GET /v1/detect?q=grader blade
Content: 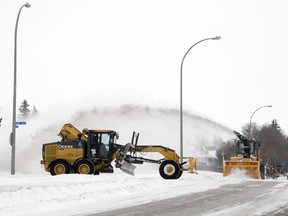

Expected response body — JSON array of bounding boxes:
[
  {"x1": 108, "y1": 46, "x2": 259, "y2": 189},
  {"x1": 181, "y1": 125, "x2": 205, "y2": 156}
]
[{"x1": 120, "y1": 161, "x2": 136, "y2": 176}]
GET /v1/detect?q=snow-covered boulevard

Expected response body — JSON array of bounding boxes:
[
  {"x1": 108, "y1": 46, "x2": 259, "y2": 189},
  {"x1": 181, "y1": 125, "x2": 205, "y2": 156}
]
[{"x1": 1, "y1": 169, "x2": 288, "y2": 216}]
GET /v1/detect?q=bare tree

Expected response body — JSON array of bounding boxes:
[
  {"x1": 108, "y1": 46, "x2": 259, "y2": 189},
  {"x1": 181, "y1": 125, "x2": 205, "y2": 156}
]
[
  {"x1": 241, "y1": 122, "x2": 259, "y2": 138},
  {"x1": 254, "y1": 122, "x2": 287, "y2": 169}
]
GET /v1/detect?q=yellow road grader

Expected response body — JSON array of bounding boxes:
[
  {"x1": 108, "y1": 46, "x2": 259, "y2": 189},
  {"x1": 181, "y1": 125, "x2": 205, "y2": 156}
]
[
  {"x1": 223, "y1": 131, "x2": 265, "y2": 179},
  {"x1": 41, "y1": 123, "x2": 197, "y2": 179}
]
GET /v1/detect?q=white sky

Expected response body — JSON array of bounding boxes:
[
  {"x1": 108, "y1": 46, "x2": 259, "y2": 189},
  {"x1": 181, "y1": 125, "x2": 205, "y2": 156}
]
[{"x1": 1, "y1": 0, "x2": 287, "y2": 133}]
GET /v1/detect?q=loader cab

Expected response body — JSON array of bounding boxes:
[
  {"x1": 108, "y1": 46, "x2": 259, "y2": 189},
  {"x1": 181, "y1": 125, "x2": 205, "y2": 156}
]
[
  {"x1": 87, "y1": 130, "x2": 119, "y2": 159},
  {"x1": 237, "y1": 139, "x2": 257, "y2": 158}
]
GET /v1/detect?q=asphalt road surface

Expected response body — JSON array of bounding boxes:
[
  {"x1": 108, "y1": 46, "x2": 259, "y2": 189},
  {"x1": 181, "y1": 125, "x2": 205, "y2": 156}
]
[{"x1": 85, "y1": 181, "x2": 287, "y2": 216}]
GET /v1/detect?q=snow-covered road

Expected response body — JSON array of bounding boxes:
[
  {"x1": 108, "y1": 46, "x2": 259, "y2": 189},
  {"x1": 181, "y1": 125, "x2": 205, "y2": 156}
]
[
  {"x1": 1, "y1": 168, "x2": 287, "y2": 216},
  {"x1": 90, "y1": 180, "x2": 288, "y2": 216}
]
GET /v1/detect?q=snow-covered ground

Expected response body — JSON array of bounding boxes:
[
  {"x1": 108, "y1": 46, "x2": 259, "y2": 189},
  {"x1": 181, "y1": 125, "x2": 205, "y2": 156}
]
[
  {"x1": 1, "y1": 168, "x2": 288, "y2": 216},
  {"x1": 1, "y1": 106, "x2": 286, "y2": 215}
]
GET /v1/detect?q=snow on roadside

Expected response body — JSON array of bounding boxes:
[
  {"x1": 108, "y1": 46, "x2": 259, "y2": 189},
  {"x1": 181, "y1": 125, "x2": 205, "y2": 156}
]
[{"x1": 0, "y1": 169, "x2": 246, "y2": 216}]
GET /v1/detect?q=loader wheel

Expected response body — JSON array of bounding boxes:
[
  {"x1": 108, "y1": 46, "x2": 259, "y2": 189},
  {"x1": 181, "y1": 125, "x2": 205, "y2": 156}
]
[
  {"x1": 159, "y1": 160, "x2": 180, "y2": 179},
  {"x1": 76, "y1": 160, "x2": 95, "y2": 175},
  {"x1": 50, "y1": 161, "x2": 70, "y2": 176}
]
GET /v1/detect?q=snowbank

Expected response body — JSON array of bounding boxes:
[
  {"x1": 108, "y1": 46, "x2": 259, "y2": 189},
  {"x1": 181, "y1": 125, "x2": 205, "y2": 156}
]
[{"x1": 0, "y1": 170, "x2": 246, "y2": 216}]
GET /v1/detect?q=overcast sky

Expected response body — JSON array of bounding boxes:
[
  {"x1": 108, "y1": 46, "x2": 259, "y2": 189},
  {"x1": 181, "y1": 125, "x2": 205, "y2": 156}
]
[{"x1": 1, "y1": 0, "x2": 287, "y2": 133}]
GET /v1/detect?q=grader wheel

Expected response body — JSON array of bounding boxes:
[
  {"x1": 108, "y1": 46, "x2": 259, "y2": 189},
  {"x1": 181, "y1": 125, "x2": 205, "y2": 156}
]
[
  {"x1": 159, "y1": 160, "x2": 180, "y2": 179},
  {"x1": 75, "y1": 160, "x2": 95, "y2": 175},
  {"x1": 50, "y1": 161, "x2": 70, "y2": 176},
  {"x1": 176, "y1": 165, "x2": 183, "y2": 179}
]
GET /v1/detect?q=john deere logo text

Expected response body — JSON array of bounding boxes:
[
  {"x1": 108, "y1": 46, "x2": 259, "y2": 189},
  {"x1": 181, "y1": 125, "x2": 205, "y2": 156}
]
[{"x1": 58, "y1": 145, "x2": 73, "y2": 149}]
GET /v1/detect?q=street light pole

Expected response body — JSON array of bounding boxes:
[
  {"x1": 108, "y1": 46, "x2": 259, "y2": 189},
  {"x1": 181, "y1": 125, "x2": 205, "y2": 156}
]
[
  {"x1": 11, "y1": 3, "x2": 30, "y2": 175},
  {"x1": 180, "y1": 36, "x2": 221, "y2": 162},
  {"x1": 249, "y1": 105, "x2": 272, "y2": 139}
]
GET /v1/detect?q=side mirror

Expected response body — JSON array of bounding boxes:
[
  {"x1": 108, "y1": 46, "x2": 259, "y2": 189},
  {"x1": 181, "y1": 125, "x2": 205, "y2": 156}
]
[{"x1": 77, "y1": 133, "x2": 83, "y2": 140}]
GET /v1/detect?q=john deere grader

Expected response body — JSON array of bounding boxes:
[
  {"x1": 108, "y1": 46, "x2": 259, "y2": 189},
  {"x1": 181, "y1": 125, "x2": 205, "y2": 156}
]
[{"x1": 41, "y1": 123, "x2": 197, "y2": 179}]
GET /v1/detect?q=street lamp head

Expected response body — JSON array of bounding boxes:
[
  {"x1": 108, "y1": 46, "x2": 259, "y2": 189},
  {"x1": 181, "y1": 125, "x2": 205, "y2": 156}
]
[
  {"x1": 267, "y1": 105, "x2": 272, "y2": 108},
  {"x1": 212, "y1": 36, "x2": 221, "y2": 40},
  {"x1": 24, "y1": 3, "x2": 31, "y2": 8}
]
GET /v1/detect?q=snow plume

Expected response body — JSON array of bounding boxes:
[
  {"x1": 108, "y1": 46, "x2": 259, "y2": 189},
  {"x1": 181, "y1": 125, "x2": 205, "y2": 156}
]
[
  {"x1": 0, "y1": 104, "x2": 234, "y2": 174},
  {"x1": 70, "y1": 104, "x2": 234, "y2": 154}
]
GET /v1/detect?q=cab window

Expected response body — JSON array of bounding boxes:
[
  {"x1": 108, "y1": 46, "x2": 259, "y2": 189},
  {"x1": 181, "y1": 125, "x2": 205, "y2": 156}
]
[{"x1": 99, "y1": 133, "x2": 110, "y2": 158}]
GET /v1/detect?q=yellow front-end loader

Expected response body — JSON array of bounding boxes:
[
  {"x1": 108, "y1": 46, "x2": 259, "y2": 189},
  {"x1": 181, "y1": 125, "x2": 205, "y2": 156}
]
[{"x1": 223, "y1": 131, "x2": 265, "y2": 179}]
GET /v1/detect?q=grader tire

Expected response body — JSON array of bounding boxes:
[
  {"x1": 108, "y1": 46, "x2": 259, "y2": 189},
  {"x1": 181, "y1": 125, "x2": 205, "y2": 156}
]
[
  {"x1": 76, "y1": 160, "x2": 95, "y2": 175},
  {"x1": 50, "y1": 161, "x2": 70, "y2": 176},
  {"x1": 176, "y1": 165, "x2": 183, "y2": 179},
  {"x1": 159, "y1": 160, "x2": 180, "y2": 179}
]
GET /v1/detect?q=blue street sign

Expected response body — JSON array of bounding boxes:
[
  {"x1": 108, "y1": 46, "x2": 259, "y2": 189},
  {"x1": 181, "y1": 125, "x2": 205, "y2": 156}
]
[{"x1": 16, "y1": 121, "x2": 26, "y2": 125}]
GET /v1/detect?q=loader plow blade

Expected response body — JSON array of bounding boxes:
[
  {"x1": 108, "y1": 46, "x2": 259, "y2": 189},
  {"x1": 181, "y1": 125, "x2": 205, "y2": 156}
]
[
  {"x1": 223, "y1": 160, "x2": 260, "y2": 179},
  {"x1": 120, "y1": 161, "x2": 136, "y2": 176}
]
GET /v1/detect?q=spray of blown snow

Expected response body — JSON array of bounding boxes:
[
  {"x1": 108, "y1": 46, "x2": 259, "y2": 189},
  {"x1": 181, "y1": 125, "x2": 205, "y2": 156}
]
[{"x1": 0, "y1": 104, "x2": 234, "y2": 174}]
